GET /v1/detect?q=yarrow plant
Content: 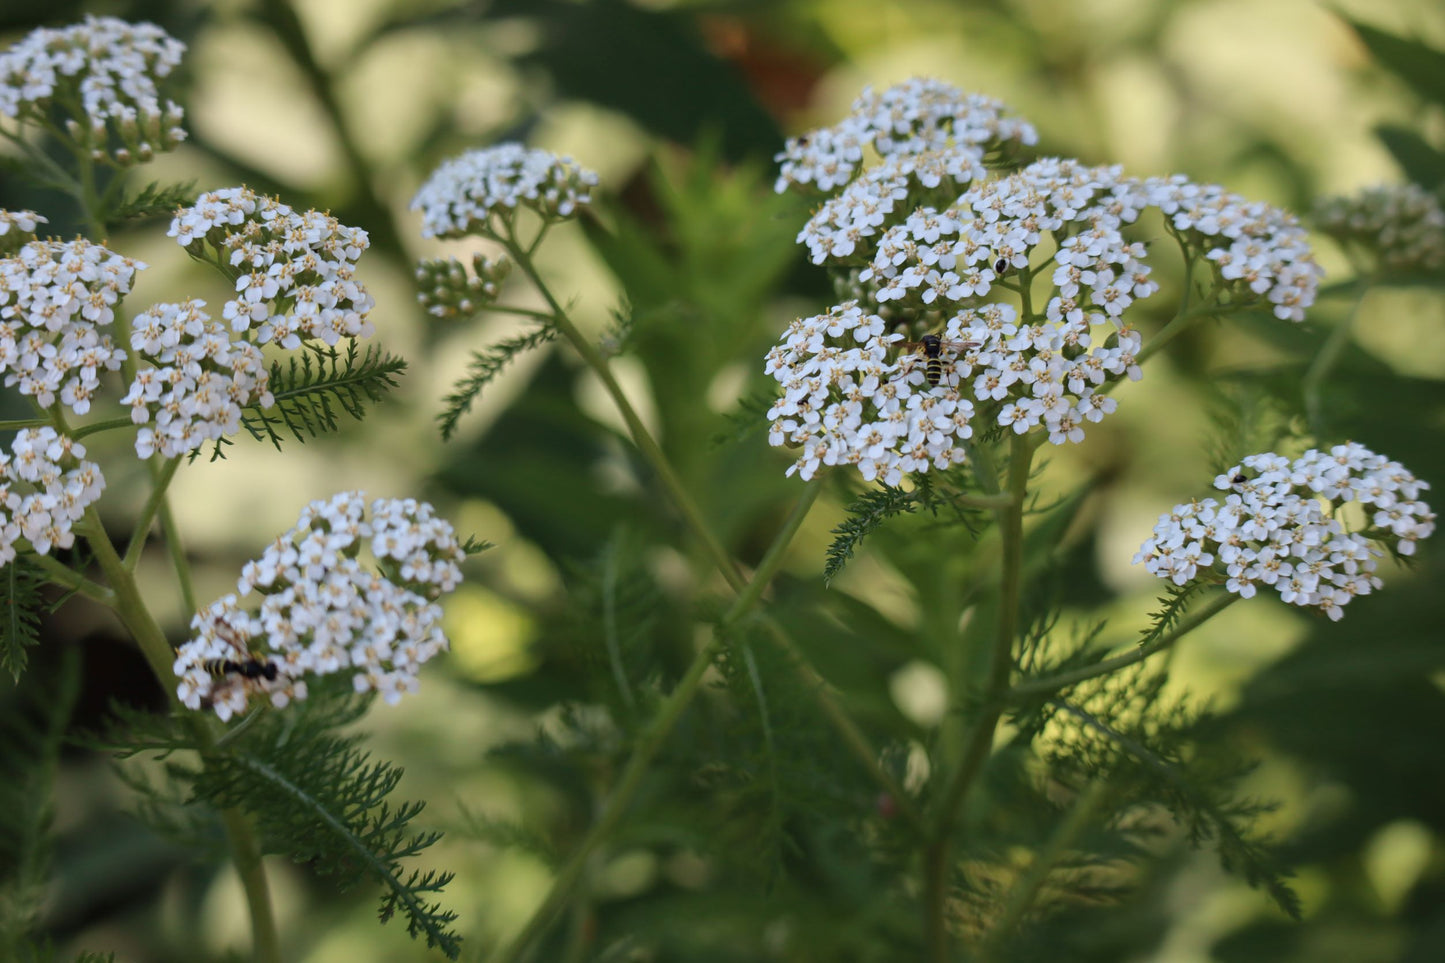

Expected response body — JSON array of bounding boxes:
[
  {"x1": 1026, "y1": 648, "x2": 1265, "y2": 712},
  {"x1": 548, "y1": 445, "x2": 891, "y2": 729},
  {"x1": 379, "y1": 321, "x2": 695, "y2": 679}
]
[
  {"x1": 0, "y1": 16, "x2": 475, "y2": 963},
  {"x1": 3, "y1": 9, "x2": 1439, "y2": 962}
]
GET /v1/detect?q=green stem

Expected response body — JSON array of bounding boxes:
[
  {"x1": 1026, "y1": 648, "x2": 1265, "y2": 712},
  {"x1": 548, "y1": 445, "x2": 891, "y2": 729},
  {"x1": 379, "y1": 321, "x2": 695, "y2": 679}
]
[
  {"x1": 71, "y1": 416, "x2": 136, "y2": 440},
  {"x1": 124, "y1": 456, "x2": 180, "y2": 568},
  {"x1": 81, "y1": 515, "x2": 282, "y2": 963},
  {"x1": 28, "y1": 552, "x2": 112, "y2": 604},
  {"x1": 923, "y1": 432, "x2": 1035, "y2": 963},
  {"x1": 491, "y1": 481, "x2": 822, "y2": 963},
  {"x1": 501, "y1": 228, "x2": 746, "y2": 593},
  {"x1": 1303, "y1": 281, "x2": 1369, "y2": 437},
  {"x1": 1007, "y1": 590, "x2": 1240, "y2": 700}
]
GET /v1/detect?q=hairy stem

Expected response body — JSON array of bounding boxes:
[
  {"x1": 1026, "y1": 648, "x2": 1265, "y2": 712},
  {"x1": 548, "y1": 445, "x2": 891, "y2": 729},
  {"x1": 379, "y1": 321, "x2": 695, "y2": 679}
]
[
  {"x1": 924, "y1": 432, "x2": 1035, "y2": 962},
  {"x1": 491, "y1": 481, "x2": 823, "y2": 963}
]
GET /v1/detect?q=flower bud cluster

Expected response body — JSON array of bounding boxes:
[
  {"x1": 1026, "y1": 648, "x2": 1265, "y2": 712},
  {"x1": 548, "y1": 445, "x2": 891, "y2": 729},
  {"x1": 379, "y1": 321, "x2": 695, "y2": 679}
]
[
  {"x1": 169, "y1": 187, "x2": 375, "y2": 350},
  {"x1": 121, "y1": 299, "x2": 274, "y2": 459},
  {"x1": 0, "y1": 428, "x2": 105, "y2": 564},
  {"x1": 1313, "y1": 183, "x2": 1445, "y2": 276},
  {"x1": 1144, "y1": 175, "x2": 1320, "y2": 321},
  {"x1": 0, "y1": 210, "x2": 46, "y2": 256},
  {"x1": 0, "y1": 16, "x2": 186, "y2": 166},
  {"x1": 775, "y1": 77, "x2": 1038, "y2": 194},
  {"x1": 174, "y1": 492, "x2": 466, "y2": 720},
  {"x1": 414, "y1": 254, "x2": 512, "y2": 319},
  {"x1": 1134, "y1": 443, "x2": 1434, "y2": 621},
  {"x1": 411, "y1": 144, "x2": 599, "y2": 239},
  {"x1": 0, "y1": 238, "x2": 142, "y2": 415}
]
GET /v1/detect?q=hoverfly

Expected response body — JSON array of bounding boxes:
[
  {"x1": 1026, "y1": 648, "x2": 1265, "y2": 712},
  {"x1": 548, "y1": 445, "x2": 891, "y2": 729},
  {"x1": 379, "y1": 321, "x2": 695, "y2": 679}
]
[
  {"x1": 200, "y1": 616, "x2": 279, "y2": 710},
  {"x1": 896, "y1": 333, "x2": 979, "y2": 387}
]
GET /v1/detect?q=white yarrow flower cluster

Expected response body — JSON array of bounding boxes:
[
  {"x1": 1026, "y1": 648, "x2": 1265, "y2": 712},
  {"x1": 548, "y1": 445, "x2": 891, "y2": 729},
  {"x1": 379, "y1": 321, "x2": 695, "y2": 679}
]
[
  {"x1": 1313, "y1": 183, "x2": 1445, "y2": 275},
  {"x1": 174, "y1": 492, "x2": 467, "y2": 720},
  {"x1": 0, "y1": 238, "x2": 142, "y2": 414},
  {"x1": 1143, "y1": 175, "x2": 1321, "y2": 321},
  {"x1": 121, "y1": 300, "x2": 274, "y2": 458},
  {"x1": 1134, "y1": 443, "x2": 1435, "y2": 621},
  {"x1": 168, "y1": 187, "x2": 375, "y2": 349},
  {"x1": 0, "y1": 16, "x2": 186, "y2": 165},
  {"x1": 0, "y1": 428, "x2": 105, "y2": 565},
  {"x1": 411, "y1": 144, "x2": 600, "y2": 239},
  {"x1": 798, "y1": 148, "x2": 988, "y2": 265},
  {"x1": 775, "y1": 77, "x2": 1038, "y2": 194}
]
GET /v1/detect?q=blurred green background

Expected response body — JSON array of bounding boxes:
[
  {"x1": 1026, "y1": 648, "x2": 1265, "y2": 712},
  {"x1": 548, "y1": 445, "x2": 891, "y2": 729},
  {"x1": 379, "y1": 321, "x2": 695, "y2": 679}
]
[{"x1": 2, "y1": 0, "x2": 1444, "y2": 960}]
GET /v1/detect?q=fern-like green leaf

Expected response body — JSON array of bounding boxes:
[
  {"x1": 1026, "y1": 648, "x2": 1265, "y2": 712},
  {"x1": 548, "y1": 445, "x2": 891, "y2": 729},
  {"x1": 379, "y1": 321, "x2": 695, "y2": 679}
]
[
  {"x1": 238, "y1": 342, "x2": 406, "y2": 452},
  {"x1": 438, "y1": 325, "x2": 556, "y2": 440},
  {"x1": 190, "y1": 699, "x2": 461, "y2": 958},
  {"x1": 97, "y1": 693, "x2": 461, "y2": 958},
  {"x1": 0, "y1": 556, "x2": 47, "y2": 682},
  {"x1": 104, "y1": 180, "x2": 198, "y2": 225},
  {"x1": 824, "y1": 484, "x2": 924, "y2": 585}
]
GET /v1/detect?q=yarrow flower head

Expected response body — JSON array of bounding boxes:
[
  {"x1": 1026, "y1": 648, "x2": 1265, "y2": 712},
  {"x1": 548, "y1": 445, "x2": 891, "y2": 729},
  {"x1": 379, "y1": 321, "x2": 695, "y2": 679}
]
[
  {"x1": 1142, "y1": 175, "x2": 1321, "y2": 321},
  {"x1": 411, "y1": 144, "x2": 599, "y2": 239},
  {"x1": 168, "y1": 187, "x2": 375, "y2": 350},
  {"x1": 173, "y1": 492, "x2": 467, "y2": 721},
  {"x1": 1313, "y1": 183, "x2": 1445, "y2": 276},
  {"x1": 121, "y1": 299, "x2": 274, "y2": 458},
  {"x1": 0, "y1": 210, "x2": 46, "y2": 256},
  {"x1": 774, "y1": 77, "x2": 1038, "y2": 195},
  {"x1": 0, "y1": 238, "x2": 142, "y2": 415},
  {"x1": 0, "y1": 16, "x2": 187, "y2": 167},
  {"x1": 414, "y1": 253, "x2": 512, "y2": 319},
  {"x1": 1133, "y1": 443, "x2": 1435, "y2": 621},
  {"x1": 0, "y1": 427, "x2": 105, "y2": 565}
]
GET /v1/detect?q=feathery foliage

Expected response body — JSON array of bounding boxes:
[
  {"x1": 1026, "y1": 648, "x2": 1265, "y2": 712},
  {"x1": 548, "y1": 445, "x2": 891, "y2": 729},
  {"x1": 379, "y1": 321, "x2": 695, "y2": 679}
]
[
  {"x1": 235, "y1": 342, "x2": 406, "y2": 452},
  {"x1": 100, "y1": 692, "x2": 462, "y2": 958},
  {"x1": 438, "y1": 325, "x2": 557, "y2": 440},
  {"x1": 0, "y1": 649, "x2": 81, "y2": 956},
  {"x1": 0, "y1": 556, "x2": 47, "y2": 682},
  {"x1": 824, "y1": 481, "x2": 935, "y2": 585},
  {"x1": 105, "y1": 180, "x2": 198, "y2": 225}
]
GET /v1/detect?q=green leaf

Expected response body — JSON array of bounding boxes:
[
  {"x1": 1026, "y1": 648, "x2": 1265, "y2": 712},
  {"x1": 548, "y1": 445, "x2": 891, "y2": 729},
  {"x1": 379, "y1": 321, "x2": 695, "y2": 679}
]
[
  {"x1": 237, "y1": 342, "x2": 406, "y2": 452},
  {"x1": 103, "y1": 180, "x2": 198, "y2": 226},
  {"x1": 107, "y1": 693, "x2": 463, "y2": 959},
  {"x1": 1372, "y1": 123, "x2": 1445, "y2": 189},
  {"x1": 0, "y1": 557, "x2": 47, "y2": 683},
  {"x1": 823, "y1": 485, "x2": 924, "y2": 586},
  {"x1": 1340, "y1": 16, "x2": 1445, "y2": 109},
  {"x1": 438, "y1": 325, "x2": 556, "y2": 441}
]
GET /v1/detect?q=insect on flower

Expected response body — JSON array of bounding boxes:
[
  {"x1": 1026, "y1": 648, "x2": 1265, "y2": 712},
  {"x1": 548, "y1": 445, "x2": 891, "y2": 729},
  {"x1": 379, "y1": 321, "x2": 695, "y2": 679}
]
[
  {"x1": 897, "y1": 333, "x2": 980, "y2": 387},
  {"x1": 199, "y1": 616, "x2": 279, "y2": 709}
]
